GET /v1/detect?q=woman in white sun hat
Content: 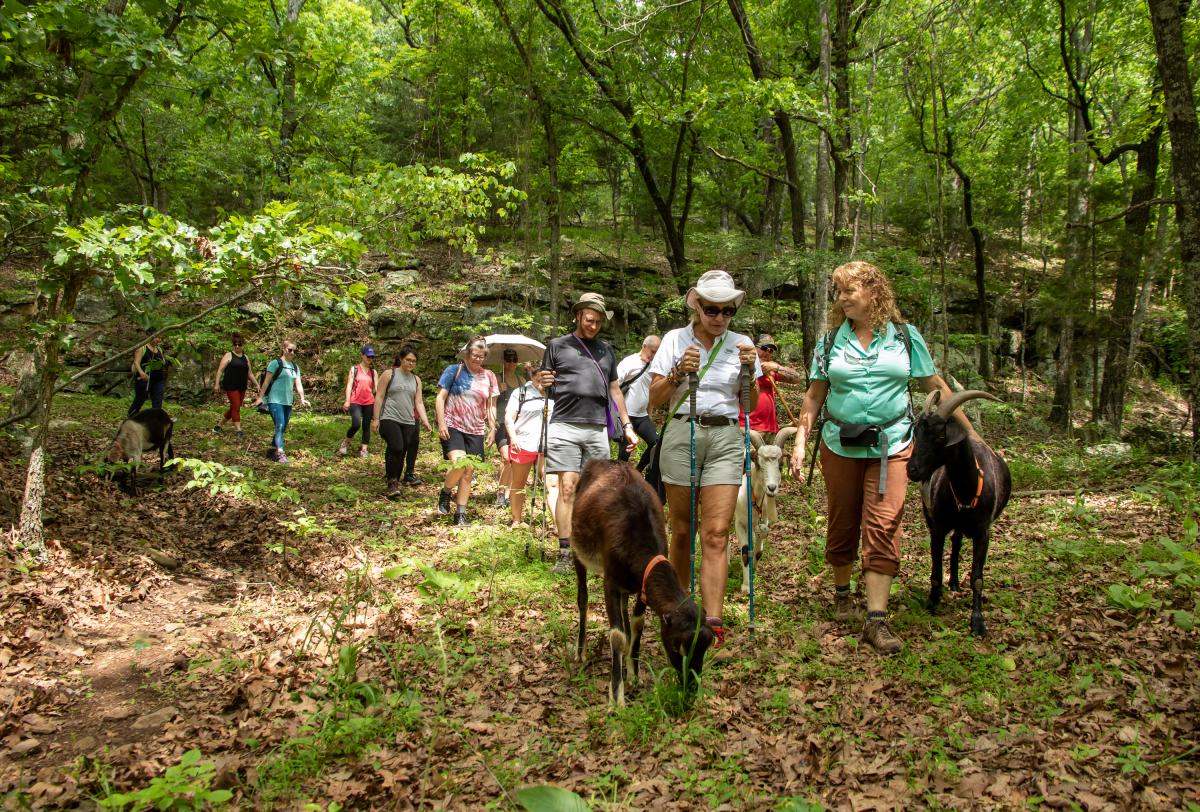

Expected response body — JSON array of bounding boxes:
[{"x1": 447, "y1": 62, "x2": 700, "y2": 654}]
[{"x1": 648, "y1": 269, "x2": 761, "y2": 662}]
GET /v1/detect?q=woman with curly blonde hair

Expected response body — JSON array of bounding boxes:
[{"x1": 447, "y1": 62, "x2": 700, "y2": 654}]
[{"x1": 790, "y1": 260, "x2": 976, "y2": 655}]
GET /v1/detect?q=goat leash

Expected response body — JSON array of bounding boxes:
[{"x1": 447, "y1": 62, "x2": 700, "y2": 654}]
[
  {"x1": 948, "y1": 451, "x2": 985, "y2": 510},
  {"x1": 640, "y1": 554, "x2": 670, "y2": 603}
]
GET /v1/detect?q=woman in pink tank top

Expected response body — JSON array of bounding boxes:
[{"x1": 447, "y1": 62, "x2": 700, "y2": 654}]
[{"x1": 340, "y1": 345, "x2": 378, "y2": 457}]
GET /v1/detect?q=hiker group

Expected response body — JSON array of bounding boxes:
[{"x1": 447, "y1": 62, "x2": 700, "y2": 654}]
[{"x1": 128, "y1": 260, "x2": 980, "y2": 656}]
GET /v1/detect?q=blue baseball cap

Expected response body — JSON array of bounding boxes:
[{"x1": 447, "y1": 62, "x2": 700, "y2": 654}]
[{"x1": 361, "y1": 345, "x2": 376, "y2": 357}]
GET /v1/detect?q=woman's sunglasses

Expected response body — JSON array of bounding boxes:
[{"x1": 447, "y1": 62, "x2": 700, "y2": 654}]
[{"x1": 701, "y1": 305, "x2": 738, "y2": 318}]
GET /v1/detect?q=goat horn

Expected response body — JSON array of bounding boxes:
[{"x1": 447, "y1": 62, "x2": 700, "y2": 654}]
[
  {"x1": 936, "y1": 389, "x2": 1001, "y2": 420},
  {"x1": 749, "y1": 429, "x2": 764, "y2": 450},
  {"x1": 775, "y1": 426, "x2": 798, "y2": 450},
  {"x1": 921, "y1": 390, "x2": 943, "y2": 416}
]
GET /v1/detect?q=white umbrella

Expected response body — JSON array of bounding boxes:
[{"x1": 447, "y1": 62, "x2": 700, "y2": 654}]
[{"x1": 460, "y1": 334, "x2": 547, "y2": 365}]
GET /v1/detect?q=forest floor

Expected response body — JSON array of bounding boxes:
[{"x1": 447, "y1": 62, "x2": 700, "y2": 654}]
[{"x1": 0, "y1": 383, "x2": 1197, "y2": 811}]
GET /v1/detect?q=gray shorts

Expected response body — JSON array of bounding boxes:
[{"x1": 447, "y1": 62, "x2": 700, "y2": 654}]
[
  {"x1": 545, "y1": 421, "x2": 611, "y2": 474},
  {"x1": 659, "y1": 419, "x2": 747, "y2": 487}
]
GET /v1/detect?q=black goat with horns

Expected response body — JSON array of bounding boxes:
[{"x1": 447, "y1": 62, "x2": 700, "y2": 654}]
[{"x1": 906, "y1": 390, "x2": 1012, "y2": 637}]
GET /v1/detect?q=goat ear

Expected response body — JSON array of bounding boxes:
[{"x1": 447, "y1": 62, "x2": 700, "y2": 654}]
[{"x1": 946, "y1": 419, "x2": 968, "y2": 447}]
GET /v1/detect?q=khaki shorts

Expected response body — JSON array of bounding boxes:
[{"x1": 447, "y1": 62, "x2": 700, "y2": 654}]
[
  {"x1": 659, "y1": 419, "x2": 747, "y2": 487},
  {"x1": 545, "y1": 421, "x2": 610, "y2": 474}
]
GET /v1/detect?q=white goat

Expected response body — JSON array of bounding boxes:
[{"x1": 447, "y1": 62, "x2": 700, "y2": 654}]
[{"x1": 733, "y1": 427, "x2": 797, "y2": 594}]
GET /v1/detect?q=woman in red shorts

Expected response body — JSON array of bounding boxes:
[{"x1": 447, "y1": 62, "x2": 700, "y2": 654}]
[
  {"x1": 213, "y1": 332, "x2": 259, "y2": 438},
  {"x1": 503, "y1": 369, "x2": 554, "y2": 529}
]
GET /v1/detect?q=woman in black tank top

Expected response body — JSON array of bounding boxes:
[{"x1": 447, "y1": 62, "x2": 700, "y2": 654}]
[
  {"x1": 128, "y1": 332, "x2": 170, "y2": 417},
  {"x1": 212, "y1": 332, "x2": 260, "y2": 436}
]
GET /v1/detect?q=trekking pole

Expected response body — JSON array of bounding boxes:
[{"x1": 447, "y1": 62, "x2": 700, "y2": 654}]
[
  {"x1": 538, "y1": 381, "x2": 553, "y2": 562},
  {"x1": 741, "y1": 362, "x2": 756, "y2": 639},
  {"x1": 688, "y1": 369, "x2": 699, "y2": 596},
  {"x1": 806, "y1": 415, "x2": 824, "y2": 485}
]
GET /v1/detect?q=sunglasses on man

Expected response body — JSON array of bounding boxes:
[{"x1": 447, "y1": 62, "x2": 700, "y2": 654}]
[
  {"x1": 700, "y1": 304, "x2": 738, "y2": 318},
  {"x1": 759, "y1": 344, "x2": 778, "y2": 353}
]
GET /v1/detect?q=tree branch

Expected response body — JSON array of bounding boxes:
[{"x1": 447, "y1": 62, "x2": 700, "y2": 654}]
[{"x1": 1, "y1": 284, "x2": 261, "y2": 431}]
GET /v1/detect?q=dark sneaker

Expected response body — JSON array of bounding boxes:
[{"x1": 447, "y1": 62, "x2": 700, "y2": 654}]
[
  {"x1": 551, "y1": 548, "x2": 574, "y2": 574},
  {"x1": 862, "y1": 618, "x2": 903, "y2": 656},
  {"x1": 236, "y1": 430, "x2": 244, "y2": 439},
  {"x1": 386, "y1": 479, "x2": 401, "y2": 500},
  {"x1": 402, "y1": 475, "x2": 419, "y2": 486},
  {"x1": 437, "y1": 489, "x2": 452, "y2": 515},
  {"x1": 834, "y1": 593, "x2": 862, "y2": 623},
  {"x1": 454, "y1": 511, "x2": 469, "y2": 527},
  {"x1": 212, "y1": 425, "x2": 223, "y2": 434}
]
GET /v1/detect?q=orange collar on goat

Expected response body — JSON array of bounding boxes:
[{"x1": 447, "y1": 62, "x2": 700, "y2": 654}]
[
  {"x1": 949, "y1": 451, "x2": 985, "y2": 510},
  {"x1": 641, "y1": 555, "x2": 671, "y2": 604}
]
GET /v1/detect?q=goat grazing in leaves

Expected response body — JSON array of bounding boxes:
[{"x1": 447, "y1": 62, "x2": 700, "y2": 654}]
[
  {"x1": 571, "y1": 459, "x2": 713, "y2": 706},
  {"x1": 906, "y1": 390, "x2": 1011, "y2": 637},
  {"x1": 733, "y1": 427, "x2": 797, "y2": 594},
  {"x1": 106, "y1": 408, "x2": 175, "y2": 495}
]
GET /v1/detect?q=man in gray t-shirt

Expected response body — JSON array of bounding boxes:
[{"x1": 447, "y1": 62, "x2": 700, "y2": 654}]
[{"x1": 536, "y1": 292, "x2": 640, "y2": 574}]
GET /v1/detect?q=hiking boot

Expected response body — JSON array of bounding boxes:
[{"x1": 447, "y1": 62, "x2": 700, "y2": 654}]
[
  {"x1": 212, "y1": 425, "x2": 223, "y2": 434},
  {"x1": 236, "y1": 430, "x2": 244, "y2": 439},
  {"x1": 862, "y1": 617, "x2": 903, "y2": 656},
  {"x1": 834, "y1": 592, "x2": 862, "y2": 624},
  {"x1": 551, "y1": 548, "x2": 574, "y2": 574},
  {"x1": 437, "y1": 489, "x2": 453, "y2": 515},
  {"x1": 386, "y1": 479, "x2": 401, "y2": 500},
  {"x1": 708, "y1": 622, "x2": 734, "y2": 664},
  {"x1": 338, "y1": 438, "x2": 350, "y2": 456},
  {"x1": 402, "y1": 475, "x2": 419, "y2": 486},
  {"x1": 454, "y1": 511, "x2": 469, "y2": 527},
  {"x1": 495, "y1": 492, "x2": 510, "y2": 509},
  {"x1": 359, "y1": 446, "x2": 369, "y2": 458}
]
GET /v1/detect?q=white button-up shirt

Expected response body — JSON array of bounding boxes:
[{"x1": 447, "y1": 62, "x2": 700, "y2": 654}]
[{"x1": 649, "y1": 323, "x2": 762, "y2": 419}]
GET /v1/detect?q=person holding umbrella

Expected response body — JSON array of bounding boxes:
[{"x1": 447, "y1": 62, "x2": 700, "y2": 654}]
[
  {"x1": 494, "y1": 348, "x2": 525, "y2": 509},
  {"x1": 534, "y1": 293, "x2": 640, "y2": 574}
]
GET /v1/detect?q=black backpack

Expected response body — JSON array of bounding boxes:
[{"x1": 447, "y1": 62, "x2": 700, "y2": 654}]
[{"x1": 256, "y1": 358, "x2": 290, "y2": 414}]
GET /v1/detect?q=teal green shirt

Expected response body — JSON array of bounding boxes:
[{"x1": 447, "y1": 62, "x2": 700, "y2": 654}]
[
  {"x1": 810, "y1": 321, "x2": 936, "y2": 458},
  {"x1": 264, "y1": 359, "x2": 299, "y2": 407}
]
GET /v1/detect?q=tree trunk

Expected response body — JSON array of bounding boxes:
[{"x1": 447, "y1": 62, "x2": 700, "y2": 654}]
[
  {"x1": 1050, "y1": 18, "x2": 1094, "y2": 429},
  {"x1": 1147, "y1": 0, "x2": 1200, "y2": 456},
  {"x1": 830, "y1": 0, "x2": 852, "y2": 250},
  {"x1": 15, "y1": 1, "x2": 186, "y2": 553},
  {"x1": 489, "y1": 0, "x2": 562, "y2": 329},
  {"x1": 1096, "y1": 124, "x2": 1162, "y2": 431},
  {"x1": 276, "y1": 0, "x2": 306, "y2": 184},
  {"x1": 814, "y1": 0, "x2": 833, "y2": 253}
]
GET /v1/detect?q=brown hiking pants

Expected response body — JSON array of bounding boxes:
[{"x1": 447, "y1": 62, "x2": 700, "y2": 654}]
[{"x1": 819, "y1": 442, "x2": 913, "y2": 577}]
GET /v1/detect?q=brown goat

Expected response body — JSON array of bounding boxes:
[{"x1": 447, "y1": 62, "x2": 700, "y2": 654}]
[
  {"x1": 106, "y1": 408, "x2": 175, "y2": 495},
  {"x1": 571, "y1": 459, "x2": 713, "y2": 705}
]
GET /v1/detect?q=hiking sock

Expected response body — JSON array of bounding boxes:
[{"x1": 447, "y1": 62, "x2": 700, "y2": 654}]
[
  {"x1": 867, "y1": 610, "x2": 885, "y2": 622},
  {"x1": 835, "y1": 584, "x2": 851, "y2": 598},
  {"x1": 559, "y1": 537, "x2": 570, "y2": 551}
]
